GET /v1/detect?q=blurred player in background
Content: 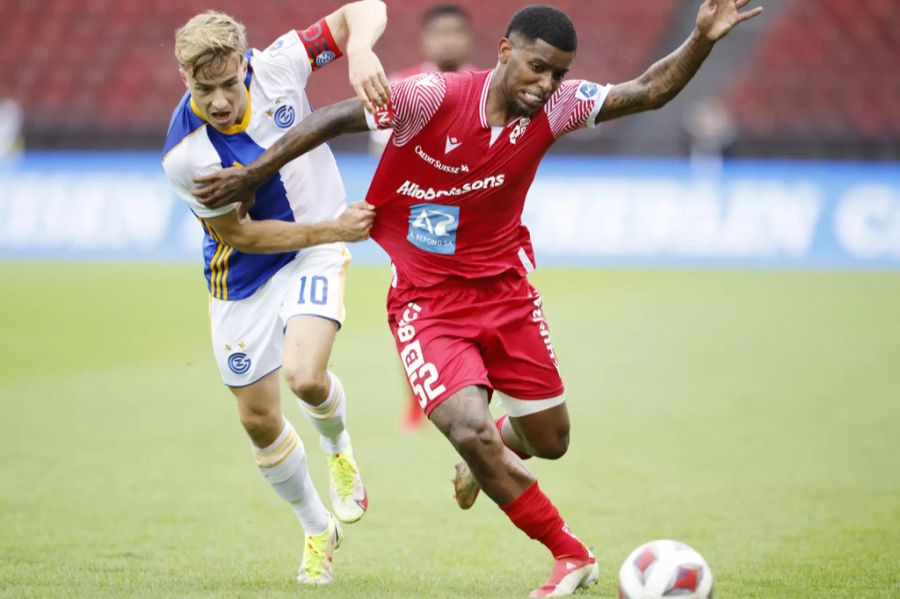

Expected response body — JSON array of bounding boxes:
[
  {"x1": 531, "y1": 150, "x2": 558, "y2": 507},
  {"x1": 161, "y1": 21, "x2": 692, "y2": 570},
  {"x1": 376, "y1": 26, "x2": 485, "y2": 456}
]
[
  {"x1": 369, "y1": 4, "x2": 474, "y2": 156},
  {"x1": 369, "y1": 3, "x2": 476, "y2": 432},
  {"x1": 161, "y1": 1, "x2": 389, "y2": 585},
  {"x1": 190, "y1": 1, "x2": 762, "y2": 595}
]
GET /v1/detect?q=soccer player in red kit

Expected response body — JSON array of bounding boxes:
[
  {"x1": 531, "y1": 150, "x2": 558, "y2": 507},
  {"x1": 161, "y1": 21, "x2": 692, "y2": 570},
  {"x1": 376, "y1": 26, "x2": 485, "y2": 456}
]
[
  {"x1": 192, "y1": 2, "x2": 763, "y2": 595},
  {"x1": 368, "y1": 3, "x2": 478, "y2": 431}
]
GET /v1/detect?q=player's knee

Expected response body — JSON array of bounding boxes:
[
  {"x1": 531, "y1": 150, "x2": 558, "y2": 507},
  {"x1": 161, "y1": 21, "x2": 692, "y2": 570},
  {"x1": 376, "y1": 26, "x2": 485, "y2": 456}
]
[
  {"x1": 283, "y1": 367, "x2": 328, "y2": 404},
  {"x1": 533, "y1": 432, "x2": 569, "y2": 460},
  {"x1": 450, "y1": 420, "x2": 502, "y2": 464}
]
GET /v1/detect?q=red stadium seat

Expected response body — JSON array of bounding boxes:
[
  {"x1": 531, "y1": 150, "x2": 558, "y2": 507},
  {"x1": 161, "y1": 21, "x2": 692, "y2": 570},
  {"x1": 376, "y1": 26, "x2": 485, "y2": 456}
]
[
  {"x1": 1, "y1": 0, "x2": 681, "y2": 142},
  {"x1": 724, "y1": 0, "x2": 900, "y2": 141}
]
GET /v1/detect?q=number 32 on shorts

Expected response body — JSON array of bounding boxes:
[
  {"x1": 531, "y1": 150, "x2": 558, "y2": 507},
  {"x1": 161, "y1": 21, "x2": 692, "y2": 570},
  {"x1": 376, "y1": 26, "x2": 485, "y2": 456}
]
[{"x1": 397, "y1": 302, "x2": 446, "y2": 408}]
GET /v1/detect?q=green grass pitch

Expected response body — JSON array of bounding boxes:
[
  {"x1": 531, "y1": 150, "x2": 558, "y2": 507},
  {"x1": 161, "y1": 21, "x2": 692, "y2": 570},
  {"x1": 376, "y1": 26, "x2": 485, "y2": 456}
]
[{"x1": 1, "y1": 262, "x2": 898, "y2": 598}]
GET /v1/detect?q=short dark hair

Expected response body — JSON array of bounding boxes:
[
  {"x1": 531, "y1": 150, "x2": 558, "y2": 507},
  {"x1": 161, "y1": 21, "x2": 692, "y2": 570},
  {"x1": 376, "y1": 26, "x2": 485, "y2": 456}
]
[
  {"x1": 423, "y1": 4, "x2": 470, "y2": 27},
  {"x1": 504, "y1": 4, "x2": 577, "y2": 52}
]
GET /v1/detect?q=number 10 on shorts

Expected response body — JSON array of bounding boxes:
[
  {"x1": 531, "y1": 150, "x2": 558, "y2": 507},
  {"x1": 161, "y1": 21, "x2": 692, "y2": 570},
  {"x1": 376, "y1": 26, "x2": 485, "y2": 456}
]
[{"x1": 298, "y1": 275, "x2": 328, "y2": 305}]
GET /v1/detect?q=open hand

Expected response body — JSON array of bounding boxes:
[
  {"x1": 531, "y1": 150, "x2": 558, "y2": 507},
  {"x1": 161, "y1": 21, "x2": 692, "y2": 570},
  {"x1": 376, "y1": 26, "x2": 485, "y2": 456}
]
[
  {"x1": 348, "y1": 48, "x2": 391, "y2": 113},
  {"x1": 696, "y1": 0, "x2": 763, "y2": 43},
  {"x1": 336, "y1": 200, "x2": 376, "y2": 241}
]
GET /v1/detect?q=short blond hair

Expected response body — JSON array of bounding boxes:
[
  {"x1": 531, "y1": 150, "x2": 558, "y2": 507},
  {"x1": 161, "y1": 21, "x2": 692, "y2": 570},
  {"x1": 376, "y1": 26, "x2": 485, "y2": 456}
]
[{"x1": 175, "y1": 11, "x2": 247, "y2": 79}]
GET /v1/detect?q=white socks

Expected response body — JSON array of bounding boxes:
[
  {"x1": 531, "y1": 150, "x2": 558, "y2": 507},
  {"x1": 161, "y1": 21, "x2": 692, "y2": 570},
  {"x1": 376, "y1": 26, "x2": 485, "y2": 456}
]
[
  {"x1": 253, "y1": 420, "x2": 330, "y2": 535},
  {"x1": 298, "y1": 371, "x2": 350, "y2": 455},
  {"x1": 249, "y1": 373, "x2": 352, "y2": 536}
]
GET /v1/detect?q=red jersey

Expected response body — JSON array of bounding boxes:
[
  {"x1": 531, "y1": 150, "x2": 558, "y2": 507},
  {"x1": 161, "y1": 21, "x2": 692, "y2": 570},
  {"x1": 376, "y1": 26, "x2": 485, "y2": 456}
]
[{"x1": 365, "y1": 70, "x2": 610, "y2": 291}]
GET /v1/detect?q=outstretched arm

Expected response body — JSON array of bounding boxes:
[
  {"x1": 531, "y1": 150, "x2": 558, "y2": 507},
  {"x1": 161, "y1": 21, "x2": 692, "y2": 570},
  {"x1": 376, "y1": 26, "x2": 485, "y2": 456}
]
[
  {"x1": 192, "y1": 98, "x2": 370, "y2": 209},
  {"x1": 324, "y1": 0, "x2": 391, "y2": 111},
  {"x1": 596, "y1": 0, "x2": 762, "y2": 123}
]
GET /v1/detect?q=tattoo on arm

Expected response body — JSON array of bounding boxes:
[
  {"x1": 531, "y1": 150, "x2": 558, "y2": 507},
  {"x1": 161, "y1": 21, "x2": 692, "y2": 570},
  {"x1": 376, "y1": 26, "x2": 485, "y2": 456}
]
[
  {"x1": 254, "y1": 99, "x2": 370, "y2": 177},
  {"x1": 597, "y1": 31, "x2": 713, "y2": 123},
  {"x1": 597, "y1": 80, "x2": 651, "y2": 122}
]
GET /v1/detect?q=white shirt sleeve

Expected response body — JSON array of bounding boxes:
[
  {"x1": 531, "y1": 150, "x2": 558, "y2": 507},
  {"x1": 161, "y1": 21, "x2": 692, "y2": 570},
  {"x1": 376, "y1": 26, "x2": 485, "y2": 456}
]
[
  {"x1": 162, "y1": 152, "x2": 234, "y2": 219},
  {"x1": 260, "y1": 19, "x2": 343, "y2": 90},
  {"x1": 260, "y1": 31, "x2": 314, "y2": 90}
]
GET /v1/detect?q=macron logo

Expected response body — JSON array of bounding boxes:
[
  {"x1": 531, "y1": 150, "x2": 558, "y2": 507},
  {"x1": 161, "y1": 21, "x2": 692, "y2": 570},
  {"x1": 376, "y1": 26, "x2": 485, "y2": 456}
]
[{"x1": 445, "y1": 135, "x2": 462, "y2": 154}]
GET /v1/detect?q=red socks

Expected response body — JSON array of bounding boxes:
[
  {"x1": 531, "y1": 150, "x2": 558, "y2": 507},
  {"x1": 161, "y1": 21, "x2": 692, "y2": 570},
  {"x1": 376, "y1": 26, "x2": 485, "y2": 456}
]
[
  {"x1": 500, "y1": 482, "x2": 589, "y2": 560},
  {"x1": 495, "y1": 415, "x2": 531, "y2": 460}
]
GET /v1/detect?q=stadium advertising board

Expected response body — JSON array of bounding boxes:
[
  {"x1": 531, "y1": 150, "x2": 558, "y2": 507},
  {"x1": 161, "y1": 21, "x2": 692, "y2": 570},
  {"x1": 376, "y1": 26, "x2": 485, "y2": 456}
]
[{"x1": 0, "y1": 153, "x2": 897, "y2": 269}]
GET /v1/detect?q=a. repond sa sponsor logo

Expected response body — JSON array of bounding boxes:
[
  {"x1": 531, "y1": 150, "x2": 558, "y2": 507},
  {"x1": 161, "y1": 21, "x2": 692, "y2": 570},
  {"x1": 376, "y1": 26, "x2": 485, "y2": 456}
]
[
  {"x1": 407, "y1": 203, "x2": 459, "y2": 255},
  {"x1": 415, "y1": 145, "x2": 469, "y2": 174},
  {"x1": 397, "y1": 174, "x2": 506, "y2": 200}
]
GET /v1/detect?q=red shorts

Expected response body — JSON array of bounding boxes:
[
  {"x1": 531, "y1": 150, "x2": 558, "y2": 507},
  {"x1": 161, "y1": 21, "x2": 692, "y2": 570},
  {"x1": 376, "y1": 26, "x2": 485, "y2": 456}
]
[{"x1": 387, "y1": 274, "x2": 565, "y2": 416}]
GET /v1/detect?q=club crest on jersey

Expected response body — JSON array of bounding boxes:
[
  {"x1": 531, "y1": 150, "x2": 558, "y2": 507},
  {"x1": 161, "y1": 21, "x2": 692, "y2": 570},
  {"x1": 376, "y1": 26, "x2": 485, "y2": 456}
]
[
  {"x1": 315, "y1": 51, "x2": 336, "y2": 67},
  {"x1": 274, "y1": 105, "x2": 296, "y2": 128},
  {"x1": 509, "y1": 117, "x2": 531, "y2": 145},
  {"x1": 228, "y1": 352, "x2": 251, "y2": 375},
  {"x1": 407, "y1": 203, "x2": 459, "y2": 255},
  {"x1": 576, "y1": 82, "x2": 600, "y2": 101}
]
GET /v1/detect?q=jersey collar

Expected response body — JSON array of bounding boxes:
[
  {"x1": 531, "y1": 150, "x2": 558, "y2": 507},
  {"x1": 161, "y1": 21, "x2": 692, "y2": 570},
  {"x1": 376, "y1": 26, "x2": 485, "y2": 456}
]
[{"x1": 479, "y1": 70, "x2": 495, "y2": 129}]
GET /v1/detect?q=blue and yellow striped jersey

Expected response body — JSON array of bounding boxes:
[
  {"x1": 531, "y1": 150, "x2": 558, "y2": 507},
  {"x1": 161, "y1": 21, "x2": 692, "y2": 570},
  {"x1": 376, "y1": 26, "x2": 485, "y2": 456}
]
[{"x1": 162, "y1": 28, "x2": 347, "y2": 300}]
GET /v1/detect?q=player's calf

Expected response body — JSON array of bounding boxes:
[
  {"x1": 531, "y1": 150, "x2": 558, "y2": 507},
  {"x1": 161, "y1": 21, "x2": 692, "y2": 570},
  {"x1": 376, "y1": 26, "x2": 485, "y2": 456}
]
[
  {"x1": 444, "y1": 416, "x2": 517, "y2": 501},
  {"x1": 431, "y1": 386, "x2": 534, "y2": 505},
  {"x1": 236, "y1": 397, "x2": 284, "y2": 447}
]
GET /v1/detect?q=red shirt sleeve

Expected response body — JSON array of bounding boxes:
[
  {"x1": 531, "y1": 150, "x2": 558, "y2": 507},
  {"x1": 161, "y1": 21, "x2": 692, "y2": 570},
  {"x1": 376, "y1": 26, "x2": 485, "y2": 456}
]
[
  {"x1": 366, "y1": 73, "x2": 447, "y2": 147},
  {"x1": 297, "y1": 18, "x2": 343, "y2": 72},
  {"x1": 546, "y1": 80, "x2": 611, "y2": 138}
]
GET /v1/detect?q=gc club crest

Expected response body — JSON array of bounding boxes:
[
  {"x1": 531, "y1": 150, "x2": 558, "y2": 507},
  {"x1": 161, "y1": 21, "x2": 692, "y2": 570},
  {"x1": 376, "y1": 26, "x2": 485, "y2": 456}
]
[
  {"x1": 228, "y1": 352, "x2": 251, "y2": 375},
  {"x1": 274, "y1": 104, "x2": 296, "y2": 128},
  {"x1": 315, "y1": 51, "x2": 336, "y2": 67}
]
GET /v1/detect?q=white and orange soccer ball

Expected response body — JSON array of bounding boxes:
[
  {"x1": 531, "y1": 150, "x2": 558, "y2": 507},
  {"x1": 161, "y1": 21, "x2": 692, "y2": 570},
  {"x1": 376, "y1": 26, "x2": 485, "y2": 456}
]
[{"x1": 617, "y1": 540, "x2": 713, "y2": 599}]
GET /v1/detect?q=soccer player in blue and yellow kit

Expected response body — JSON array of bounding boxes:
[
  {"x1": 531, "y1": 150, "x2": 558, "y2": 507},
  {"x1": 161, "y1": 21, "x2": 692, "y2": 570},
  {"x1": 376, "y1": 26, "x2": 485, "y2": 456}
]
[{"x1": 162, "y1": 1, "x2": 389, "y2": 584}]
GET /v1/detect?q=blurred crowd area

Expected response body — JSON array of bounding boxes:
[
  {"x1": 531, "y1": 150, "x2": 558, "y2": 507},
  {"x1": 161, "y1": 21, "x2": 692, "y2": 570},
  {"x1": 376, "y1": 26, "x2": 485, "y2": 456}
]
[{"x1": 0, "y1": 0, "x2": 898, "y2": 159}]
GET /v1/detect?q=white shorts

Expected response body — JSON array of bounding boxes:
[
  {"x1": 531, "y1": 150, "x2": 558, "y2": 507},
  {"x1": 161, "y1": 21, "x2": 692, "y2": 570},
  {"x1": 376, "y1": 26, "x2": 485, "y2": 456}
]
[{"x1": 209, "y1": 244, "x2": 351, "y2": 387}]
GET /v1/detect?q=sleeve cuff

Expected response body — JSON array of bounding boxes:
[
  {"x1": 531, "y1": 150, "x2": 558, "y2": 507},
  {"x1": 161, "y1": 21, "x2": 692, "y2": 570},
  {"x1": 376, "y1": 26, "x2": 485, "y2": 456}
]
[
  {"x1": 364, "y1": 108, "x2": 378, "y2": 131},
  {"x1": 191, "y1": 202, "x2": 236, "y2": 219},
  {"x1": 587, "y1": 84, "x2": 613, "y2": 129}
]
